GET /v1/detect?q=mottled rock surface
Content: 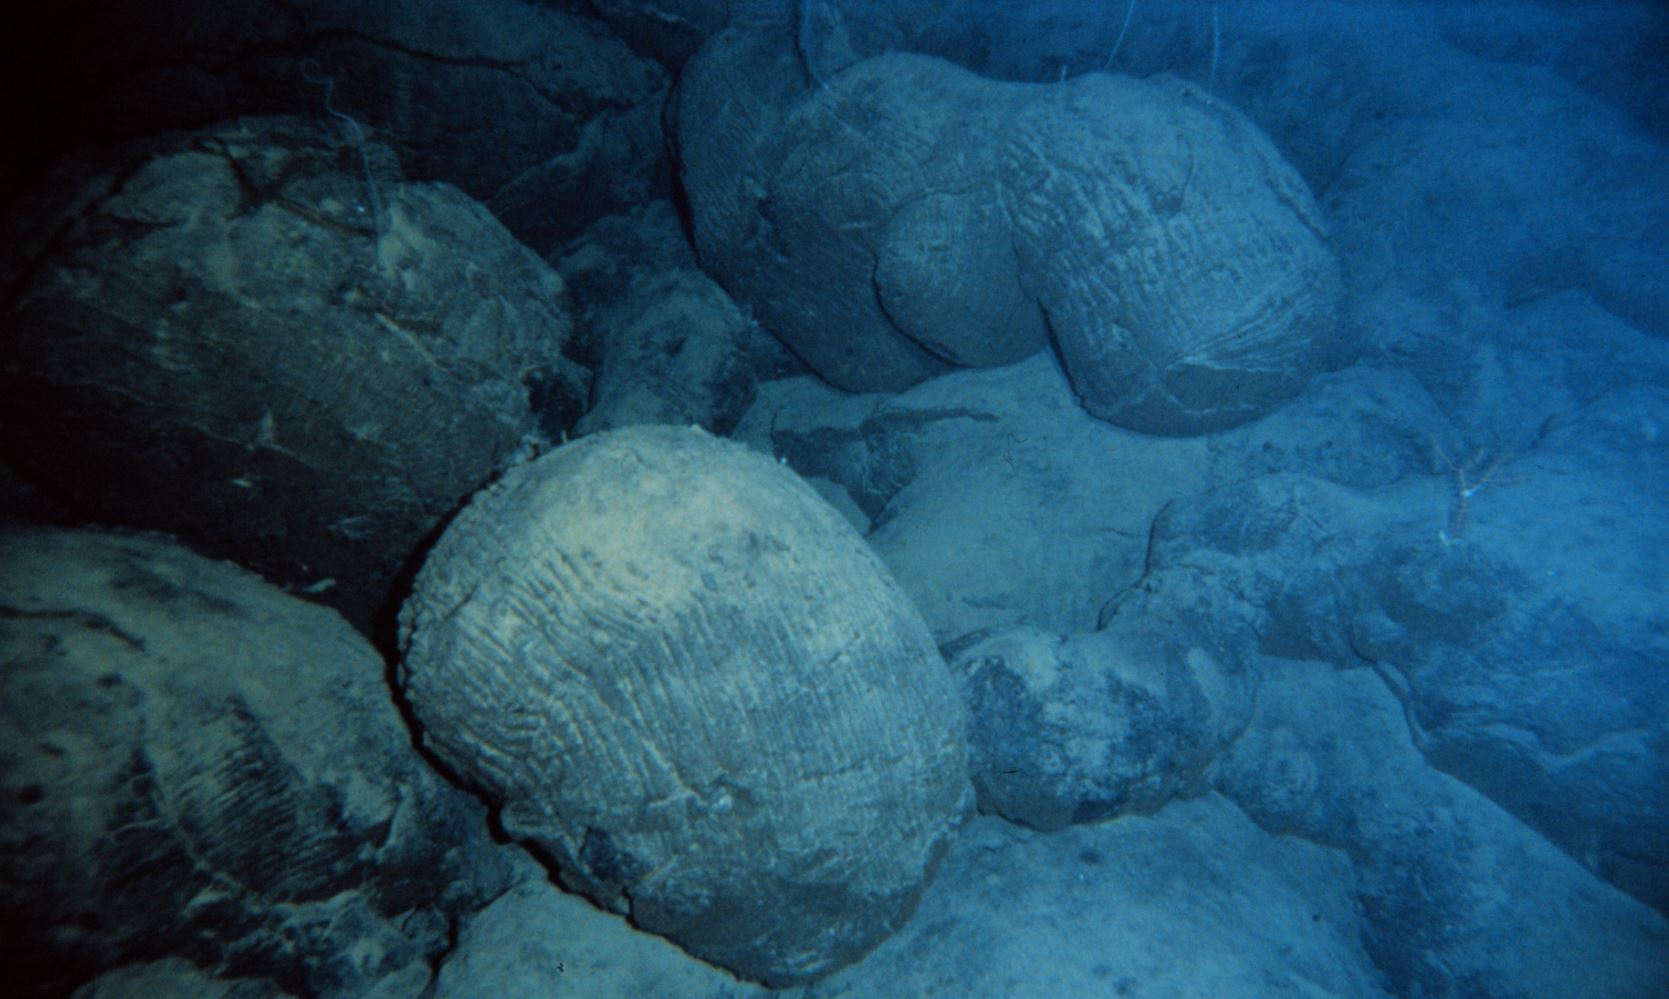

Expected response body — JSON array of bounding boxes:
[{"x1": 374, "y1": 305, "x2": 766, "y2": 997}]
[
  {"x1": 0, "y1": 528, "x2": 510, "y2": 998},
  {"x1": 948, "y1": 620, "x2": 1254, "y2": 831},
  {"x1": 553, "y1": 200, "x2": 792, "y2": 436}
]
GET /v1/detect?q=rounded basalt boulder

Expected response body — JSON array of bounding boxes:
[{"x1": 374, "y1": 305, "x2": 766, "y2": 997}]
[
  {"x1": 398, "y1": 424, "x2": 971, "y2": 986},
  {"x1": 0, "y1": 115, "x2": 589, "y2": 631},
  {"x1": 947, "y1": 623, "x2": 1255, "y2": 832}
]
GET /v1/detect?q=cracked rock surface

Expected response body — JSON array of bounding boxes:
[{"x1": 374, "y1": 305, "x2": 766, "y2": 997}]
[{"x1": 0, "y1": 116, "x2": 588, "y2": 630}]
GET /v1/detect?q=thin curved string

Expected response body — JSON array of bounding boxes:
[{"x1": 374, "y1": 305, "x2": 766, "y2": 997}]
[
  {"x1": 300, "y1": 59, "x2": 384, "y2": 263},
  {"x1": 1102, "y1": 0, "x2": 1138, "y2": 72}
]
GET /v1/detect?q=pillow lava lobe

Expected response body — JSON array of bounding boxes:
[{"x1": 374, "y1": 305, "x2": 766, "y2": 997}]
[{"x1": 398, "y1": 424, "x2": 970, "y2": 986}]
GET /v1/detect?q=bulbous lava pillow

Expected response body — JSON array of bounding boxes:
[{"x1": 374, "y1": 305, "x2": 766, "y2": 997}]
[
  {"x1": 673, "y1": 26, "x2": 1344, "y2": 435},
  {"x1": 397, "y1": 425, "x2": 971, "y2": 986}
]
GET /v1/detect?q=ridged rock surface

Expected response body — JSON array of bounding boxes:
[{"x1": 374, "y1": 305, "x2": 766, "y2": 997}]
[
  {"x1": 398, "y1": 425, "x2": 971, "y2": 986},
  {"x1": 673, "y1": 30, "x2": 1342, "y2": 434},
  {"x1": 1002, "y1": 71, "x2": 1344, "y2": 434}
]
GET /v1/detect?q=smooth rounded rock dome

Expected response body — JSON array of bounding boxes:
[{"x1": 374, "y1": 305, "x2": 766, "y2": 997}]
[{"x1": 398, "y1": 425, "x2": 970, "y2": 986}]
